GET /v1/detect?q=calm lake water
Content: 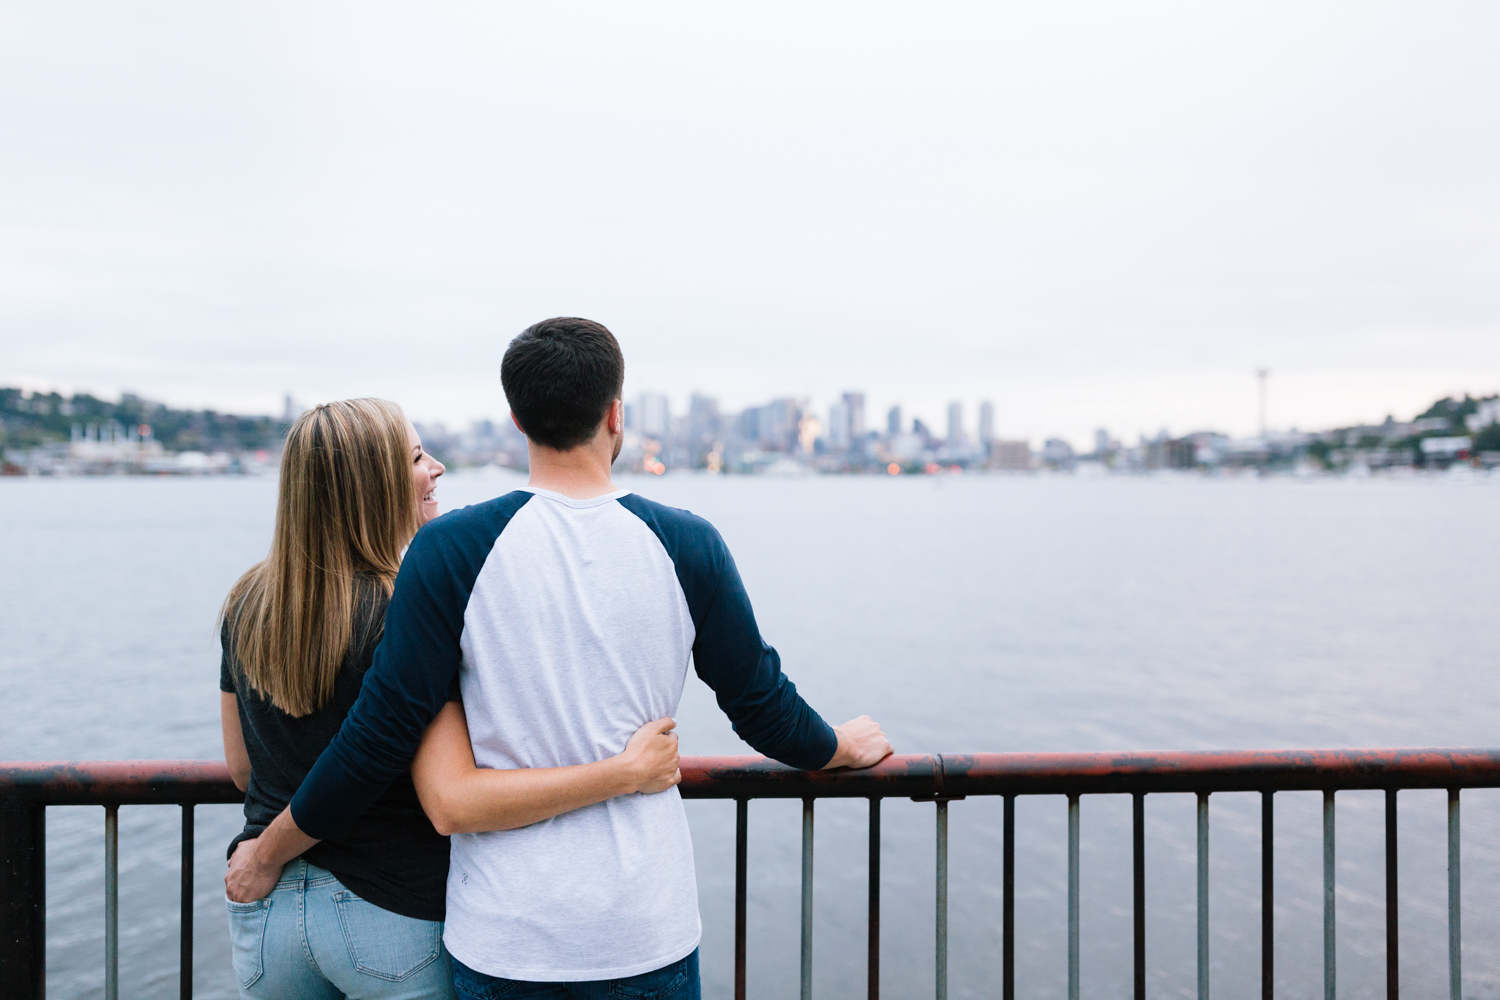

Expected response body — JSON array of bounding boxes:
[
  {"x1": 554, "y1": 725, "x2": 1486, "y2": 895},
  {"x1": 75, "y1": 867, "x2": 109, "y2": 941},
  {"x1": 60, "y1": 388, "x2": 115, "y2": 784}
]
[{"x1": 2, "y1": 470, "x2": 1498, "y2": 999}]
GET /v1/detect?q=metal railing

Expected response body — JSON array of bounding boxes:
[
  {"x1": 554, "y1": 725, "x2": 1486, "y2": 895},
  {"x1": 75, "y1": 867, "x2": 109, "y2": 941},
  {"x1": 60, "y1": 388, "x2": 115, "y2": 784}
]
[{"x1": 3, "y1": 748, "x2": 1499, "y2": 999}]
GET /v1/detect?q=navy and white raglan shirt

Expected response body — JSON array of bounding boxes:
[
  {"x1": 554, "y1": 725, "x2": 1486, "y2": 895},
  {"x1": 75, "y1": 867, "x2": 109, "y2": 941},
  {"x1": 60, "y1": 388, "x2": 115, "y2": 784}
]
[{"x1": 290, "y1": 487, "x2": 837, "y2": 981}]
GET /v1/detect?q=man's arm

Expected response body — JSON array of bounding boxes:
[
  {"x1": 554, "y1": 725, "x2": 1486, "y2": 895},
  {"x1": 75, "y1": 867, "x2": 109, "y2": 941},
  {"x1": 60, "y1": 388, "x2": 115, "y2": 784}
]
[{"x1": 617, "y1": 496, "x2": 892, "y2": 770}]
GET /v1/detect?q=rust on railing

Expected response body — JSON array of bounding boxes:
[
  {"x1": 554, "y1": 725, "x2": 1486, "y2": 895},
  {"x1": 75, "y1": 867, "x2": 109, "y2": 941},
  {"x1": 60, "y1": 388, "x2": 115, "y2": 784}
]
[{"x1": 679, "y1": 747, "x2": 1500, "y2": 797}]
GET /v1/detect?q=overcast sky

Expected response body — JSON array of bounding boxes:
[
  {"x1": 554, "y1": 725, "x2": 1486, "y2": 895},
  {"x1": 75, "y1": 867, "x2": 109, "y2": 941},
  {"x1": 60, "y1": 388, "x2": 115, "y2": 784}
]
[{"x1": 3, "y1": 2, "x2": 1497, "y2": 445}]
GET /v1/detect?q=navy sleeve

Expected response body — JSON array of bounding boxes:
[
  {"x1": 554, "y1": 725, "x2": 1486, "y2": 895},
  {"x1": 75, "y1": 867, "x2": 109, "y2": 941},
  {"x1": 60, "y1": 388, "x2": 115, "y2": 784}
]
[
  {"x1": 618, "y1": 494, "x2": 838, "y2": 770},
  {"x1": 289, "y1": 492, "x2": 532, "y2": 840}
]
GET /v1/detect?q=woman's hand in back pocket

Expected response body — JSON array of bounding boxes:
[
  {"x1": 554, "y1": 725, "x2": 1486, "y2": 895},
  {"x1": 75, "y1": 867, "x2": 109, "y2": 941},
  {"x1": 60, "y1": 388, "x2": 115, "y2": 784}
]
[{"x1": 618, "y1": 717, "x2": 681, "y2": 794}]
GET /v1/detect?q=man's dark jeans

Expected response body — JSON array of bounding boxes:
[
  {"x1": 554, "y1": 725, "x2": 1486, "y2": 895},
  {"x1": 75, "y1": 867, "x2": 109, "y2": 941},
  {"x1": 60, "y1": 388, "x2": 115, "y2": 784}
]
[{"x1": 452, "y1": 949, "x2": 700, "y2": 1000}]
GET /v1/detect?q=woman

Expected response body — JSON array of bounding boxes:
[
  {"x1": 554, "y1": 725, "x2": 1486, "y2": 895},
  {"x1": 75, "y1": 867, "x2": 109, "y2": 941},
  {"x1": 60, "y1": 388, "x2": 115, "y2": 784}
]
[{"x1": 220, "y1": 399, "x2": 679, "y2": 999}]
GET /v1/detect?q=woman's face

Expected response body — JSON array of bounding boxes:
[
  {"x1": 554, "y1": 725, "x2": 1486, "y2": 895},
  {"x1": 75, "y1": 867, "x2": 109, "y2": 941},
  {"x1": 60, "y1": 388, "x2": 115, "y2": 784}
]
[{"x1": 406, "y1": 420, "x2": 446, "y2": 524}]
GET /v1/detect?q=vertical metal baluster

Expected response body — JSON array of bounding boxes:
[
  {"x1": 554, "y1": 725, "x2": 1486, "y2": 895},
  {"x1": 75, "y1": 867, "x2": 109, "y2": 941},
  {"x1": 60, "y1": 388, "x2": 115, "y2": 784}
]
[
  {"x1": 936, "y1": 799, "x2": 948, "y2": 1000},
  {"x1": 1068, "y1": 793, "x2": 1080, "y2": 1000},
  {"x1": 1197, "y1": 792, "x2": 1209, "y2": 1000},
  {"x1": 1324, "y1": 790, "x2": 1335, "y2": 1000},
  {"x1": 1262, "y1": 791, "x2": 1274, "y2": 1000},
  {"x1": 1448, "y1": 788, "x2": 1460, "y2": 1000},
  {"x1": 0, "y1": 798, "x2": 47, "y2": 1000},
  {"x1": 1385, "y1": 789, "x2": 1397, "y2": 1000},
  {"x1": 181, "y1": 804, "x2": 194, "y2": 1000},
  {"x1": 1002, "y1": 794, "x2": 1015, "y2": 1000},
  {"x1": 868, "y1": 798, "x2": 880, "y2": 1000},
  {"x1": 801, "y1": 797, "x2": 814, "y2": 1000},
  {"x1": 735, "y1": 799, "x2": 747, "y2": 1000},
  {"x1": 1133, "y1": 792, "x2": 1145, "y2": 1000},
  {"x1": 105, "y1": 803, "x2": 119, "y2": 1000}
]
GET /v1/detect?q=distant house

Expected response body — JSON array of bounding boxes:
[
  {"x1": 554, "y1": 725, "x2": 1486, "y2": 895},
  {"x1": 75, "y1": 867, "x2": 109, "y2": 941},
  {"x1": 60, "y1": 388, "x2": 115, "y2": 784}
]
[
  {"x1": 987, "y1": 439, "x2": 1031, "y2": 472},
  {"x1": 1464, "y1": 399, "x2": 1500, "y2": 433}
]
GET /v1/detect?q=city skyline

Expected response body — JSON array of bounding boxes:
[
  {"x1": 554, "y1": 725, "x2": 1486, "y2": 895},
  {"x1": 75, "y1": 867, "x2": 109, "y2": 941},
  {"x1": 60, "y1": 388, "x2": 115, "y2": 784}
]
[{"x1": 4, "y1": 5, "x2": 1499, "y2": 446}]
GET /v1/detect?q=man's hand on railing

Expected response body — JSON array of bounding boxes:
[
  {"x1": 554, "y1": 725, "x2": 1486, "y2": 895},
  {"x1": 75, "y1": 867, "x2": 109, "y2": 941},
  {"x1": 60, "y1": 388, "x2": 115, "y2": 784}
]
[{"x1": 824, "y1": 716, "x2": 894, "y2": 770}]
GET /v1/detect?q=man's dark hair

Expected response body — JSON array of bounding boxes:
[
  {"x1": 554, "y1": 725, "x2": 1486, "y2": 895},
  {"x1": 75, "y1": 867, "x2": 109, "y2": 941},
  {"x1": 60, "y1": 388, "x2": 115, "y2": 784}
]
[{"x1": 501, "y1": 317, "x2": 625, "y2": 451}]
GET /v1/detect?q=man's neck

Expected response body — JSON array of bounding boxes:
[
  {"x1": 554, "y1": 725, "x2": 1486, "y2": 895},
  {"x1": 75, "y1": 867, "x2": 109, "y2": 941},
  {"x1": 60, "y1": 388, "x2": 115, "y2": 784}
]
[{"x1": 525, "y1": 441, "x2": 619, "y2": 500}]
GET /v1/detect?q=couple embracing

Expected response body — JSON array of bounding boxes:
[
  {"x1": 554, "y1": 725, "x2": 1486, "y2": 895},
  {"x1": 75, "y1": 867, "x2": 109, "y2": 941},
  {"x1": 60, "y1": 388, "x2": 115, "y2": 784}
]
[{"x1": 218, "y1": 317, "x2": 893, "y2": 999}]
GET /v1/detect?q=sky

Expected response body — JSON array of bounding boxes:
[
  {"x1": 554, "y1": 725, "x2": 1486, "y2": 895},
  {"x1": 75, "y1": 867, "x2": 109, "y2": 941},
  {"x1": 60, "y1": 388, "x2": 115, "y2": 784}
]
[{"x1": 2, "y1": 2, "x2": 1498, "y2": 447}]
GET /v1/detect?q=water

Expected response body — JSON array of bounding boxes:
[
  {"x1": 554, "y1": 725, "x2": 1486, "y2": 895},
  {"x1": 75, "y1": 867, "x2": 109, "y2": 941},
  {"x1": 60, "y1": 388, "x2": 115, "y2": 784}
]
[{"x1": 3, "y1": 471, "x2": 1497, "y2": 999}]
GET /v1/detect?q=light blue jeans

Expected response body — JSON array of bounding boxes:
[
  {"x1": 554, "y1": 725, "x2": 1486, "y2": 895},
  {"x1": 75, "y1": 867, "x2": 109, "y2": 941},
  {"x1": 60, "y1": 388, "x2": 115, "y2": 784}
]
[{"x1": 226, "y1": 859, "x2": 455, "y2": 1000}]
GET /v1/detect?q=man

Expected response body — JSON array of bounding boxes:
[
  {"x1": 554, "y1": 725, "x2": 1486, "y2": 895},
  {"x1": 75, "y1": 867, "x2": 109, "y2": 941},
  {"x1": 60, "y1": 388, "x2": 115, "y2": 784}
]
[{"x1": 227, "y1": 317, "x2": 893, "y2": 996}]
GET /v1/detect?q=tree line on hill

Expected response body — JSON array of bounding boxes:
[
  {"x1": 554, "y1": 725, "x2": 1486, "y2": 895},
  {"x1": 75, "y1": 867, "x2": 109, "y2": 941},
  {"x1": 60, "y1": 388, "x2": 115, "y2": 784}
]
[{"x1": 0, "y1": 387, "x2": 290, "y2": 454}]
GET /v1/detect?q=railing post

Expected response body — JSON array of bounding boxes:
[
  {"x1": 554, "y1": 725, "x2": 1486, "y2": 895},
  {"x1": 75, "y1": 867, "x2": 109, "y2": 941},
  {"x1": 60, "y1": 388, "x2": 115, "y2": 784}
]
[
  {"x1": 0, "y1": 798, "x2": 45, "y2": 1000},
  {"x1": 1262, "y1": 790, "x2": 1274, "y2": 1000},
  {"x1": 801, "y1": 797, "x2": 814, "y2": 1000},
  {"x1": 1448, "y1": 788, "x2": 1460, "y2": 1000},
  {"x1": 1385, "y1": 789, "x2": 1397, "y2": 1000},
  {"x1": 1133, "y1": 792, "x2": 1145, "y2": 1000},
  {"x1": 181, "y1": 803, "x2": 193, "y2": 1000},
  {"x1": 735, "y1": 799, "x2": 747, "y2": 1000},
  {"x1": 1197, "y1": 791, "x2": 1209, "y2": 1000},
  {"x1": 868, "y1": 798, "x2": 880, "y2": 1000},
  {"x1": 1068, "y1": 793, "x2": 1080, "y2": 1000},
  {"x1": 936, "y1": 799, "x2": 948, "y2": 1000},
  {"x1": 1323, "y1": 790, "x2": 1335, "y2": 1000},
  {"x1": 1002, "y1": 794, "x2": 1014, "y2": 1000},
  {"x1": 105, "y1": 804, "x2": 119, "y2": 1000}
]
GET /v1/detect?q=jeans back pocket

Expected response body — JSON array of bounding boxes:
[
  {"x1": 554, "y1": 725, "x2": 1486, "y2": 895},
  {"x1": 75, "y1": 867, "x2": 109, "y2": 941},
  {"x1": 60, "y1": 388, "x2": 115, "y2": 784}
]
[
  {"x1": 608, "y1": 955, "x2": 691, "y2": 999},
  {"x1": 225, "y1": 897, "x2": 273, "y2": 989},
  {"x1": 332, "y1": 889, "x2": 443, "y2": 982}
]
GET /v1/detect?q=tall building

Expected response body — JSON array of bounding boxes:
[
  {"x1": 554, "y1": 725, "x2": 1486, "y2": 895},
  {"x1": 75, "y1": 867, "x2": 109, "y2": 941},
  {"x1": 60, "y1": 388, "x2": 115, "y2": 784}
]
[
  {"x1": 946, "y1": 401, "x2": 964, "y2": 446},
  {"x1": 842, "y1": 392, "x2": 866, "y2": 439},
  {"x1": 989, "y1": 439, "x2": 1031, "y2": 471},
  {"x1": 827, "y1": 401, "x2": 850, "y2": 448},
  {"x1": 636, "y1": 393, "x2": 670, "y2": 438},
  {"x1": 687, "y1": 394, "x2": 720, "y2": 469},
  {"x1": 1094, "y1": 428, "x2": 1109, "y2": 455},
  {"x1": 887, "y1": 405, "x2": 902, "y2": 436},
  {"x1": 978, "y1": 401, "x2": 994, "y2": 445}
]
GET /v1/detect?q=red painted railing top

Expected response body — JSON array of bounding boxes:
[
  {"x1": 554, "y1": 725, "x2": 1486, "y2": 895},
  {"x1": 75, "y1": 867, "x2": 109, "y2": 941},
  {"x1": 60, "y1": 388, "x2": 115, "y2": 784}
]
[{"x1": 5, "y1": 748, "x2": 1500, "y2": 805}]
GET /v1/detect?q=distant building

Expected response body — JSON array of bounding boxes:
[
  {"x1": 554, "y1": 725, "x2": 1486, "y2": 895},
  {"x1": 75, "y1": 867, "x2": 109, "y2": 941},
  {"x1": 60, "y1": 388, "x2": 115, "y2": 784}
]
[
  {"x1": 886, "y1": 405, "x2": 902, "y2": 437},
  {"x1": 1421, "y1": 436, "x2": 1471, "y2": 458},
  {"x1": 636, "y1": 393, "x2": 670, "y2": 439},
  {"x1": 1465, "y1": 399, "x2": 1500, "y2": 432},
  {"x1": 687, "y1": 394, "x2": 720, "y2": 469},
  {"x1": 842, "y1": 392, "x2": 866, "y2": 439},
  {"x1": 1041, "y1": 438, "x2": 1075, "y2": 470},
  {"x1": 988, "y1": 439, "x2": 1030, "y2": 471},
  {"x1": 946, "y1": 402, "x2": 964, "y2": 446},
  {"x1": 736, "y1": 397, "x2": 803, "y2": 452},
  {"x1": 1094, "y1": 429, "x2": 1109, "y2": 455},
  {"x1": 978, "y1": 401, "x2": 994, "y2": 445},
  {"x1": 827, "y1": 401, "x2": 850, "y2": 449}
]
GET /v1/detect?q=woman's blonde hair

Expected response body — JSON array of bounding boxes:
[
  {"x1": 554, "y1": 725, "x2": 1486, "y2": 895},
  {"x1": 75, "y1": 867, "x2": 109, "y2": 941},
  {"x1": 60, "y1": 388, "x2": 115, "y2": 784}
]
[{"x1": 221, "y1": 398, "x2": 420, "y2": 716}]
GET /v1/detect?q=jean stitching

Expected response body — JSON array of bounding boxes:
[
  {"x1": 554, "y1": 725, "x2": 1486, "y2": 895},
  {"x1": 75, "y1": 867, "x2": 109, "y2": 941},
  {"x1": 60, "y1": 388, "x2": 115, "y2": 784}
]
[
  {"x1": 227, "y1": 898, "x2": 270, "y2": 989},
  {"x1": 454, "y1": 971, "x2": 519, "y2": 999},
  {"x1": 607, "y1": 960, "x2": 689, "y2": 999},
  {"x1": 332, "y1": 892, "x2": 441, "y2": 982}
]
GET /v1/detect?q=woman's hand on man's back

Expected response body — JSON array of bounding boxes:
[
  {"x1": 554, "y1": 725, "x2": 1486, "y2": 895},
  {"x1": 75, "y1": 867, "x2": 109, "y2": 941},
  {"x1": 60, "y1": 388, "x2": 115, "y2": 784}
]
[{"x1": 615, "y1": 717, "x2": 681, "y2": 794}]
